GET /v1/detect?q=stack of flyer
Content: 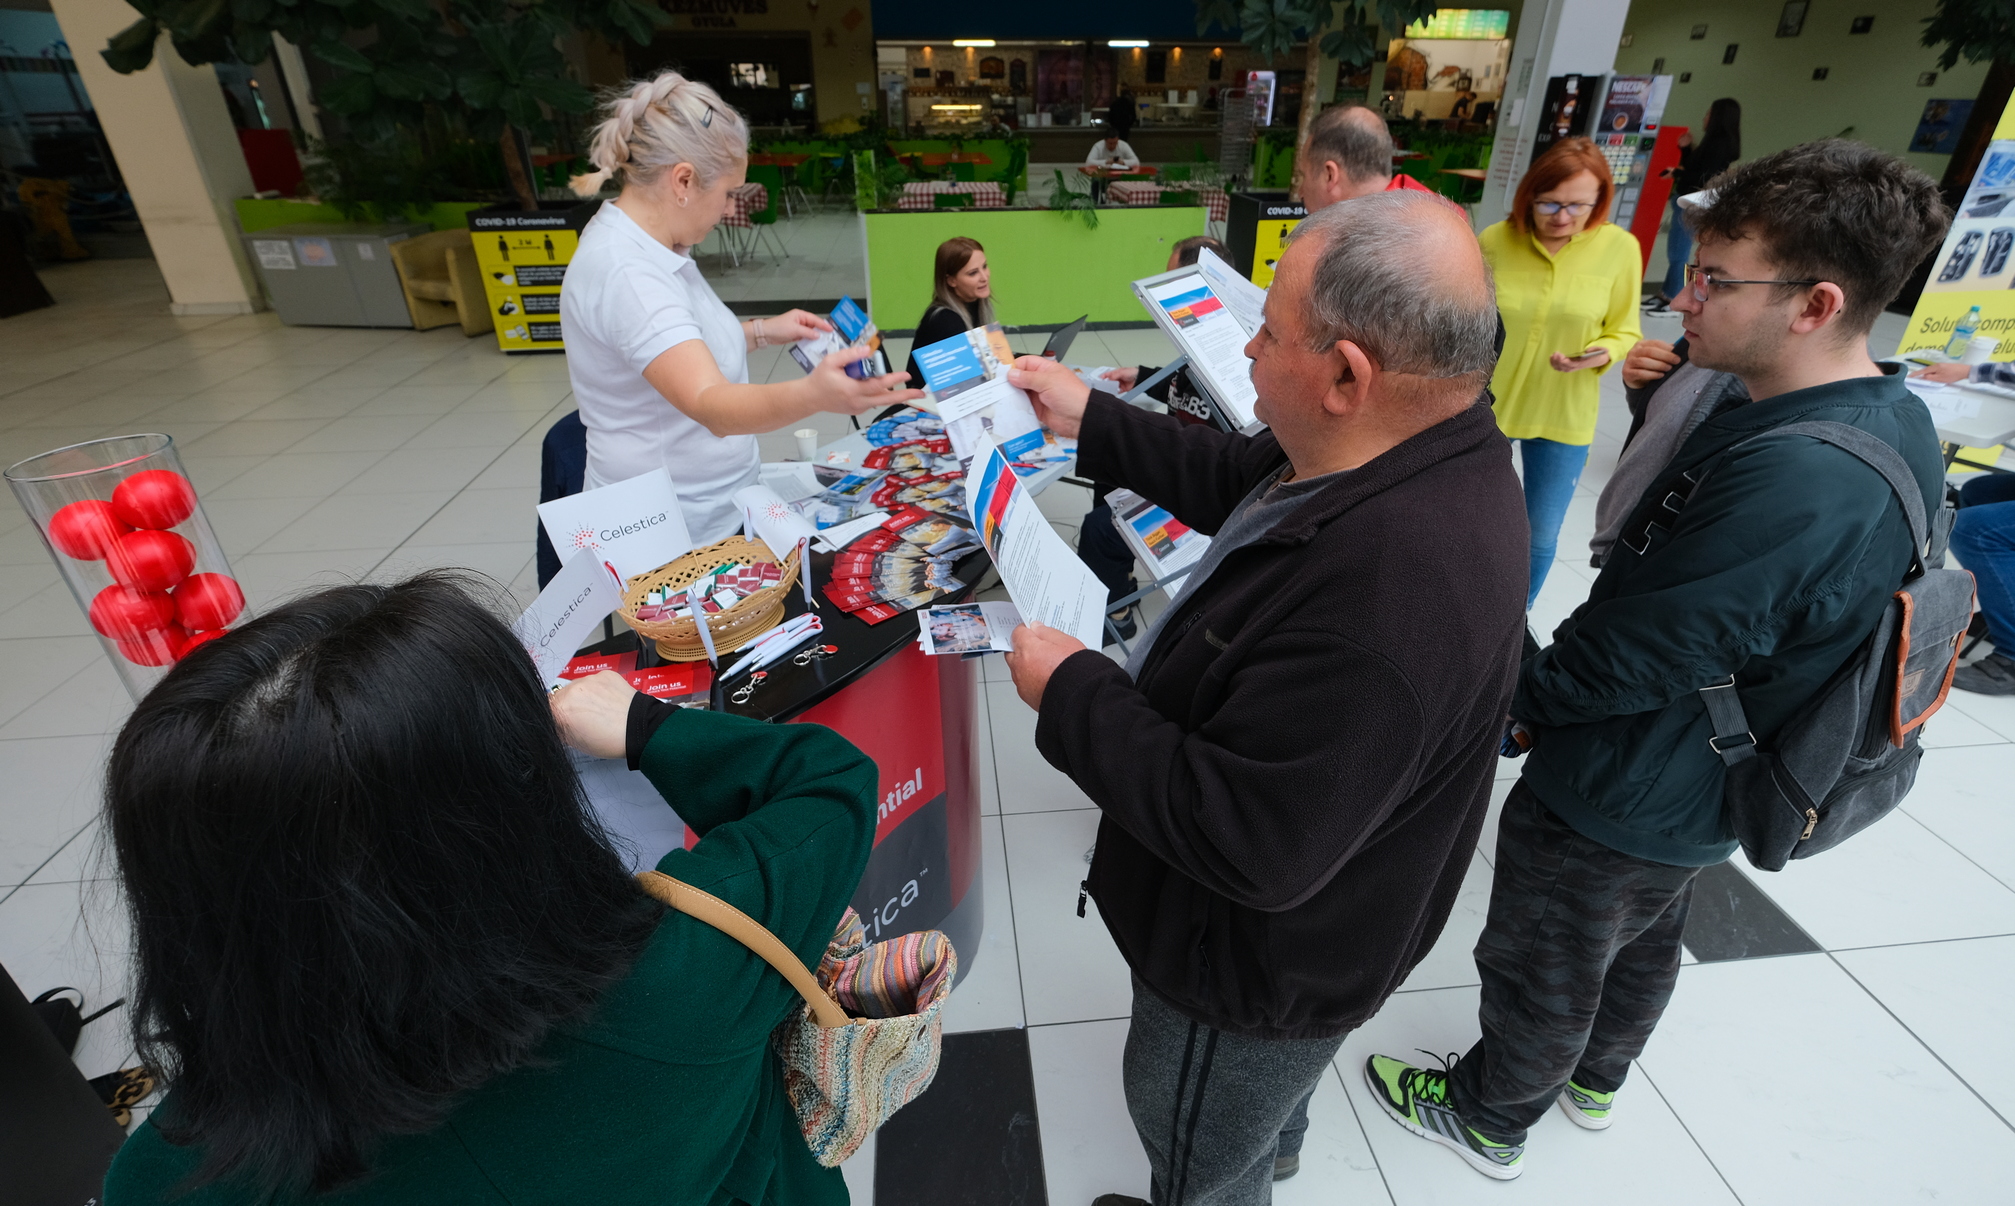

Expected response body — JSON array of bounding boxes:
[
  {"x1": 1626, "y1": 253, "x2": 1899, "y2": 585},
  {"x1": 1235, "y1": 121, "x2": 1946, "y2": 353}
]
[
  {"x1": 789, "y1": 296, "x2": 891, "y2": 379},
  {"x1": 786, "y1": 406, "x2": 967, "y2": 530},
  {"x1": 820, "y1": 505, "x2": 982, "y2": 624}
]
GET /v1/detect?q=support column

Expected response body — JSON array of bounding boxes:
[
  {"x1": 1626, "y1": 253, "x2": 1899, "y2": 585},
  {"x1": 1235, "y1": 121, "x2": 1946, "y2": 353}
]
[
  {"x1": 1477, "y1": 0, "x2": 1631, "y2": 228},
  {"x1": 46, "y1": 0, "x2": 261, "y2": 315}
]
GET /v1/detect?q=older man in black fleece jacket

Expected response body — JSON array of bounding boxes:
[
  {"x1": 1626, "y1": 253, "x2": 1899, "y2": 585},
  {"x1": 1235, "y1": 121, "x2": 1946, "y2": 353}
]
[{"x1": 1001, "y1": 191, "x2": 1528, "y2": 1206}]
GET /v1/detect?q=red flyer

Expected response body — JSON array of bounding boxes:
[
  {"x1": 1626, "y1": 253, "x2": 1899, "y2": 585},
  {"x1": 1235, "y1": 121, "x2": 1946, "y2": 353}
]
[{"x1": 561, "y1": 650, "x2": 638, "y2": 679}]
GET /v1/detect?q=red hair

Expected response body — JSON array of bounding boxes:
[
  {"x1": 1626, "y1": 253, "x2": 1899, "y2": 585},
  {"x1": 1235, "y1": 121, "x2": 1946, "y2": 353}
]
[{"x1": 1510, "y1": 137, "x2": 1614, "y2": 234}]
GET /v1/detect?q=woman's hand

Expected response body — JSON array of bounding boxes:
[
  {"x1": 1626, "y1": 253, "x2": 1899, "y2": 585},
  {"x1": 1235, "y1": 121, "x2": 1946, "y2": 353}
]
[
  {"x1": 804, "y1": 345, "x2": 927, "y2": 416},
  {"x1": 1911, "y1": 362, "x2": 1972, "y2": 384},
  {"x1": 752, "y1": 309, "x2": 833, "y2": 346},
  {"x1": 1550, "y1": 348, "x2": 1611, "y2": 373},
  {"x1": 1100, "y1": 366, "x2": 1141, "y2": 391},
  {"x1": 551, "y1": 670, "x2": 637, "y2": 760},
  {"x1": 1005, "y1": 355, "x2": 1092, "y2": 437},
  {"x1": 1620, "y1": 339, "x2": 1681, "y2": 389}
]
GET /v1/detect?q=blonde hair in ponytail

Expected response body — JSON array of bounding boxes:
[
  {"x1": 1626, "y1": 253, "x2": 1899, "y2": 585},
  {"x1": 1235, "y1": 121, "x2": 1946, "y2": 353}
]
[{"x1": 569, "y1": 72, "x2": 749, "y2": 198}]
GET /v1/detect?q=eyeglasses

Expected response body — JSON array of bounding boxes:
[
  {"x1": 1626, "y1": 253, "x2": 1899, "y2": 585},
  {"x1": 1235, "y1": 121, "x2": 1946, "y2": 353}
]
[
  {"x1": 1682, "y1": 263, "x2": 1822, "y2": 303},
  {"x1": 1533, "y1": 201, "x2": 1594, "y2": 216}
]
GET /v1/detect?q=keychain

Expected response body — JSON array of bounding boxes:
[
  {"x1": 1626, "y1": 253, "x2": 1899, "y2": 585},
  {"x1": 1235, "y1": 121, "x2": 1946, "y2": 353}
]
[
  {"x1": 792, "y1": 643, "x2": 839, "y2": 666},
  {"x1": 729, "y1": 670, "x2": 768, "y2": 704}
]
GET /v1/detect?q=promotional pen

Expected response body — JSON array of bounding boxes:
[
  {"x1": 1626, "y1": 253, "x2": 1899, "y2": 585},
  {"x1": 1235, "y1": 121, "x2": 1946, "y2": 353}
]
[{"x1": 724, "y1": 614, "x2": 822, "y2": 679}]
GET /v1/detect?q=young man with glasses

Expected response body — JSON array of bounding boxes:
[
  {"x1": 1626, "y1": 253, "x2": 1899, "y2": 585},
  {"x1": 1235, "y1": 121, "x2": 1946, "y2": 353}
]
[{"x1": 1366, "y1": 139, "x2": 1950, "y2": 1180}]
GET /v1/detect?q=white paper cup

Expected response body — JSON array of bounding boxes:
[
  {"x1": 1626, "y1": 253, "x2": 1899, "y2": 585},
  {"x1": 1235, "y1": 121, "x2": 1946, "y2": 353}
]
[
  {"x1": 794, "y1": 428, "x2": 820, "y2": 461},
  {"x1": 1964, "y1": 335, "x2": 1999, "y2": 365}
]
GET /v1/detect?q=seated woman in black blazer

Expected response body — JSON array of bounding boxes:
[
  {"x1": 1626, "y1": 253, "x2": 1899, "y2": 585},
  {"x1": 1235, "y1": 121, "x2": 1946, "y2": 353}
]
[{"x1": 904, "y1": 236, "x2": 996, "y2": 384}]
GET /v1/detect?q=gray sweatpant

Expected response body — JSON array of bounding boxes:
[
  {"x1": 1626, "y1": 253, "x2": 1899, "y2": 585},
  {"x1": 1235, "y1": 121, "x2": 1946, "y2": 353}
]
[{"x1": 1123, "y1": 975, "x2": 1348, "y2": 1206}]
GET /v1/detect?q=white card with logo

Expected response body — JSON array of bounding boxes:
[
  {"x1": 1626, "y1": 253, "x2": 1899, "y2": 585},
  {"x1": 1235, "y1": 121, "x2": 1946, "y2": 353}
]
[
  {"x1": 536, "y1": 468, "x2": 695, "y2": 582},
  {"x1": 511, "y1": 548, "x2": 626, "y2": 687}
]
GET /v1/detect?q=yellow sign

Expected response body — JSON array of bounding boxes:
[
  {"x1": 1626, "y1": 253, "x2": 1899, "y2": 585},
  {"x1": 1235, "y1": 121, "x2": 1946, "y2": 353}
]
[
  {"x1": 1251, "y1": 218, "x2": 1299, "y2": 287},
  {"x1": 467, "y1": 202, "x2": 599, "y2": 352}
]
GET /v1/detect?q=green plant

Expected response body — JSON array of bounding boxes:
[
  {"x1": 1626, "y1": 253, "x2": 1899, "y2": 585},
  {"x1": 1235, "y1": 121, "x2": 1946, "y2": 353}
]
[
  {"x1": 298, "y1": 136, "x2": 444, "y2": 220},
  {"x1": 1048, "y1": 169, "x2": 1099, "y2": 231},
  {"x1": 99, "y1": 0, "x2": 666, "y2": 210}
]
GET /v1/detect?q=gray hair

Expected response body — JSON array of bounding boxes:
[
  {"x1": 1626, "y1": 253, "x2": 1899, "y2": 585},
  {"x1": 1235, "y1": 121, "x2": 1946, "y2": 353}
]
[
  {"x1": 1285, "y1": 192, "x2": 1498, "y2": 379},
  {"x1": 1303, "y1": 104, "x2": 1394, "y2": 186},
  {"x1": 578, "y1": 72, "x2": 749, "y2": 194}
]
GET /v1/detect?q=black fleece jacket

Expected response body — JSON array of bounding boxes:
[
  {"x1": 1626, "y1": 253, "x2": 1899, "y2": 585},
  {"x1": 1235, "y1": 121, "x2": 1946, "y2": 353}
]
[{"x1": 1034, "y1": 392, "x2": 1529, "y2": 1039}]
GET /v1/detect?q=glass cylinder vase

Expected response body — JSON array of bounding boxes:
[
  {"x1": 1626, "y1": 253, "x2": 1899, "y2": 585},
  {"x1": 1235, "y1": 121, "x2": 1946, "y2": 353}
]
[{"x1": 5, "y1": 434, "x2": 246, "y2": 700}]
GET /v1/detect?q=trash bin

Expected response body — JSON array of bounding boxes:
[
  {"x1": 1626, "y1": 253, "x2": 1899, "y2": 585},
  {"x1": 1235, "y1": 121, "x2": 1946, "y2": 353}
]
[{"x1": 241, "y1": 221, "x2": 430, "y2": 327}]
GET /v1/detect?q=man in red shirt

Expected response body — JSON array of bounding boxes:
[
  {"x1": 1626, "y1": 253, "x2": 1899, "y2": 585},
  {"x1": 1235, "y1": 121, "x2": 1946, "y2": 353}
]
[{"x1": 1298, "y1": 104, "x2": 1462, "y2": 214}]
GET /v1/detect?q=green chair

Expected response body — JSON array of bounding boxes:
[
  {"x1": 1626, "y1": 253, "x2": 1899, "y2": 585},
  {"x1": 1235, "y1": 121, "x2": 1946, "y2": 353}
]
[
  {"x1": 740, "y1": 165, "x2": 787, "y2": 263},
  {"x1": 950, "y1": 161, "x2": 978, "y2": 182},
  {"x1": 998, "y1": 143, "x2": 1028, "y2": 206},
  {"x1": 1159, "y1": 191, "x2": 1199, "y2": 207},
  {"x1": 1162, "y1": 164, "x2": 1192, "y2": 183}
]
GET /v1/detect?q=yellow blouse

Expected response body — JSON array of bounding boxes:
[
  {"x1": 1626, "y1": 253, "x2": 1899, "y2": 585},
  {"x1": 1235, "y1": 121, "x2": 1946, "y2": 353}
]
[{"x1": 1479, "y1": 220, "x2": 1644, "y2": 445}]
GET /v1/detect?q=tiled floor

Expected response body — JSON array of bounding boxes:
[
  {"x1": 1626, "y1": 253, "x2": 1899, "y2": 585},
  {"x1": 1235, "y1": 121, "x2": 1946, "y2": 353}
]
[{"x1": 6, "y1": 260, "x2": 2013, "y2": 1205}]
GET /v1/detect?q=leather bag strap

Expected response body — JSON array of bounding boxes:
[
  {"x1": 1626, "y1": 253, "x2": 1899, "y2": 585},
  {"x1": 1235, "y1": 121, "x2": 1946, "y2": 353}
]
[{"x1": 636, "y1": 870, "x2": 850, "y2": 1028}]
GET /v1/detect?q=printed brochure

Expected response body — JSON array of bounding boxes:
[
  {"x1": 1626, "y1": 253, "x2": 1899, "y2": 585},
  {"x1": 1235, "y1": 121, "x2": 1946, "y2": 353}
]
[
  {"x1": 965, "y1": 445, "x2": 1107, "y2": 647},
  {"x1": 919, "y1": 601, "x2": 1023, "y2": 655},
  {"x1": 790, "y1": 296, "x2": 889, "y2": 380},
  {"x1": 1105, "y1": 487, "x2": 1211, "y2": 584}
]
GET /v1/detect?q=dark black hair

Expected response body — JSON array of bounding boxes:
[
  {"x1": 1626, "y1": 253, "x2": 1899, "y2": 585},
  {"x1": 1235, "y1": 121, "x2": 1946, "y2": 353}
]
[
  {"x1": 1171, "y1": 235, "x2": 1230, "y2": 267},
  {"x1": 1689, "y1": 138, "x2": 1949, "y2": 333},
  {"x1": 109, "y1": 572, "x2": 663, "y2": 1195},
  {"x1": 1701, "y1": 97, "x2": 1742, "y2": 159}
]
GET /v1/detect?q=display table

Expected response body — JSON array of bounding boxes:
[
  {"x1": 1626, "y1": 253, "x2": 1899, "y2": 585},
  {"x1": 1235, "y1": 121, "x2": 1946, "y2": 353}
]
[
  {"x1": 1106, "y1": 181, "x2": 1230, "y2": 223},
  {"x1": 896, "y1": 181, "x2": 1007, "y2": 210},
  {"x1": 579, "y1": 537, "x2": 991, "y2": 976}
]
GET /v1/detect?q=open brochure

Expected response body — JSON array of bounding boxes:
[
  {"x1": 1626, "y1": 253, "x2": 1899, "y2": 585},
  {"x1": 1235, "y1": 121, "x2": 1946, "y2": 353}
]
[
  {"x1": 910, "y1": 322, "x2": 1074, "y2": 474},
  {"x1": 918, "y1": 601, "x2": 1023, "y2": 655},
  {"x1": 790, "y1": 296, "x2": 890, "y2": 380},
  {"x1": 1132, "y1": 249, "x2": 1266, "y2": 429},
  {"x1": 1105, "y1": 487, "x2": 1210, "y2": 585},
  {"x1": 965, "y1": 444, "x2": 1107, "y2": 647}
]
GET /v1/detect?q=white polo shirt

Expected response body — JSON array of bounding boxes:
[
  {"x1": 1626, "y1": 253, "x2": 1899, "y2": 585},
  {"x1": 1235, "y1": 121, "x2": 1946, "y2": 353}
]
[
  {"x1": 1086, "y1": 139, "x2": 1140, "y2": 168},
  {"x1": 561, "y1": 201, "x2": 760, "y2": 544}
]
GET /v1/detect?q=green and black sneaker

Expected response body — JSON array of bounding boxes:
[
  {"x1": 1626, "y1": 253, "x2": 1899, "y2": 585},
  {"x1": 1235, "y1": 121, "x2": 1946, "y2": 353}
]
[
  {"x1": 1363, "y1": 1054, "x2": 1524, "y2": 1180},
  {"x1": 1558, "y1": 1078, "x2": 1615, "y2": 1130}
]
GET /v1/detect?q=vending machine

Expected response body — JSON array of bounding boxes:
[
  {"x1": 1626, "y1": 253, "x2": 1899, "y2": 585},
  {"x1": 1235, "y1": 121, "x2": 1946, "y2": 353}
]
[{"x1": 1590, "y1": 74, "x2": 1677, "y2": 271}]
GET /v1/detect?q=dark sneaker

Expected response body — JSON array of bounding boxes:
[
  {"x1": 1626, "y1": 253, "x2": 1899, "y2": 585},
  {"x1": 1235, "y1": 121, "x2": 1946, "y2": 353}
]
[
  {"x1": 1273, "y1": 1153, "x2": 1300, "y2": 1181},
  {"x1": 1363, "y1": 1054, "x2": 1523, "y2": 1180},
  {"x1": 1107, "y1": 607, "x2": 1138, "y2": 640},
  {"x1": 1557, "y1": 1078, "x2": 1614, "y2": 1130},
  {"x1": 1091, "y1": 1197, "x2": 1148, "y2": 1206},
  {"x1": 1953, "y1": 652, "x2": 2015, "y2": 696},
  {"x1": 1644, "y1": 296, "x2": 1675, "y2": 316}
]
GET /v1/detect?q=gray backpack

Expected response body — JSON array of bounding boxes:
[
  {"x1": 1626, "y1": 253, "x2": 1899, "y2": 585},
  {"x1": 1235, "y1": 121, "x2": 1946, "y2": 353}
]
[{"x1": 1682, "y1": 422, "x2": 1974, "y2": 872}]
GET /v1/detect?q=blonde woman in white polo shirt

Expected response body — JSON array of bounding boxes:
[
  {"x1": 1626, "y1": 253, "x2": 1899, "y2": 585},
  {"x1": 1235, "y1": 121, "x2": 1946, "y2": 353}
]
[{"x1": 564, "y1": 73, "x2": 923, "y2": 541}]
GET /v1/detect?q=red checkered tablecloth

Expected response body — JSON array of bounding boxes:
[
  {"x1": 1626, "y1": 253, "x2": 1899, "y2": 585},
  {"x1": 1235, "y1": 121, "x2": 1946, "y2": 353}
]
[
  {"x1": 896, "y1": 181, "x2": 1007, "y2": 211},
  {"x1": 1106, "y1": 181, "x2": 1229, "y2": 223},
  {"x1": 719, "y1": 182, "x2": 770, "y2": 228}
]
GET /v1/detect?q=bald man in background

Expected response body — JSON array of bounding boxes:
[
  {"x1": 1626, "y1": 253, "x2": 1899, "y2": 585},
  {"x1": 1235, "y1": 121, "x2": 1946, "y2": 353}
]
[
  {"x1": 1003, "y1": 192, "x2": 1528, "y2": 1206},
  {"x1": 1297, "y1": 104, "x2": 1457, "y2": 211}
]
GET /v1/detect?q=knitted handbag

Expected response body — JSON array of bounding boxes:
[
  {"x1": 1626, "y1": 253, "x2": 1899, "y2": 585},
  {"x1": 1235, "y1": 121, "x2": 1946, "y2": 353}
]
[{"x1": 636, "y1": 870, "x2": 957, "y2": 1165}]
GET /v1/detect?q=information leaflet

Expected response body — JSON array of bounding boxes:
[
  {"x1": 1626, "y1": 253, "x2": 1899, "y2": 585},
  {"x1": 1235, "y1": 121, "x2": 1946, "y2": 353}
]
[
  {"x1": 1134, "y1": 269, "x2": 1261, "y2": 429},
  {"x1": 911, "y1": 323, "x2": 1072, "y2": 473},
  {"x1": 964, "y1": 445, "x2": 1106, "y2": 647},
  {"x1": 789, "y1": 295, "x2": 890, "y2": 379},
  {"x1": 1105, "y1": 487, "x2": 1211, "y2": 585}
]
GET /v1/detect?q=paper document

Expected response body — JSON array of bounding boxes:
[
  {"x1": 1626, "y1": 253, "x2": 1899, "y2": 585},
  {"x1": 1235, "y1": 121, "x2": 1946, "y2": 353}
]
[
  {"x1": 919, "y1": 601, "x2": 1023, "y2": 655},
  {"x1": 1195, "y1": 247, "x2": 1267, "y2": 334},
  {"x1": 790, "y1": 296, "x2": 889, "y2": 379},
  {"x1": 536, "y1": 468, "x2": 694, "y2": 582},
  {"x1": 512, "y1": 548, "x2": 626, "y2": 687},
  {"x1": 1905, "y1": 377, "x2": 1985, "y2": 420},
  {"x1": 912, "y1": 322, "x2": 1071, "y2": 472},
  {"x1": 759, "y1": 461, "x2": 824, "y2": 501},
  {"x1": 965, "y1": 445, "x2": 1107, "y2": 647},
  {"x1": 1135, "y1": 270, "x2": 1261, "y2": 429},
  {"x1": 810, "y1": 509, "x2": 891, "y2": 551},
  {"x1": 1106, "y1": 487, "x2": 1211, "y2": 583}
]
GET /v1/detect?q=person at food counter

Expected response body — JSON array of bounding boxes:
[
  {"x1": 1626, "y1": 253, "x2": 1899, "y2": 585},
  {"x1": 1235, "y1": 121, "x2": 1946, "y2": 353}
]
[
  {"x1": 99, "y1": 572, "x2": 880, "y2": 1206},
  {"x1": 999, "y1": 191, "x2": 1528, "y2": 1205},
  {"x1": 903, "y1": 236, "x2": 997, "y2": 387},
  {"x1": 563, "y1": 71, "x2": 922, "y2": 543}
]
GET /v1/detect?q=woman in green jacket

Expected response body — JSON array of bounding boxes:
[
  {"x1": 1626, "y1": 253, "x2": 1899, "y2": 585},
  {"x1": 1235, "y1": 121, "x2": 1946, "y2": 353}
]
[{"x1": 101, "y1": 572, "x2": 878, "y2": 1205}]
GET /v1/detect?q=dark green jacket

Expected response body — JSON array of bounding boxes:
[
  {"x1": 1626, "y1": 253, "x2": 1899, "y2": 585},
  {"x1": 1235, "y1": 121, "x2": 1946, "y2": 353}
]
[
  {"x1": 1514, "y1": 368, "x2": 1943, "y2": 866},
  {"x1": 104, "y1": 709, "x2": 877, "y2": 1206}
]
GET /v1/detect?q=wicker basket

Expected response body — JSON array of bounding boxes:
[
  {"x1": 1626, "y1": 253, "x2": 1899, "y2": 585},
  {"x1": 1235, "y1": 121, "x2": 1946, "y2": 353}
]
[{"x1": 620, "y1": 535, "x2": 800, "y2": 662}]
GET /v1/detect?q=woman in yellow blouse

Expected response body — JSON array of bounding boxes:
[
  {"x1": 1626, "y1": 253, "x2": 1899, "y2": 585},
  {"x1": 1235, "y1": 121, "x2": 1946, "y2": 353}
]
[{"x1": 1479, "y1": 136, "x2": 1644, "y2": 607}]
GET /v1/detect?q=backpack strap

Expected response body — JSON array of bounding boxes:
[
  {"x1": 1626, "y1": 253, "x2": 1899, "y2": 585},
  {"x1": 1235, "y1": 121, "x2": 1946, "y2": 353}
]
[{"x1": 1681, "y1": 420, "x2": 1935, "y2": 767}]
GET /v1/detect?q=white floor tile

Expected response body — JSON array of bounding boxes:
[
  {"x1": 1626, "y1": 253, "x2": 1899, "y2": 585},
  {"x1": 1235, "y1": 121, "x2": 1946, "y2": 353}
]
[
  {"x1": 0, "y1": 658, "x2": 130, "y2": 742},
  {"x1": 1028, "y1": 1018, "x2": 1151, "y2": 1204},
  {"x1": 0, "y1": 636, "x2": 103, "y2": 730},
  {"x1": 941, "y1": 813, "x2": 1026, "y2": 1035},
  {"x1": 0, "y1": 732, "x2": 115, "y2": 889},
  {"x1": 1392, "y1": 852, "x2": 1490, "y2": 995},
  {"x1": 1639, "y1": 953, "x2": 2015, "y2": 1205},
  {"x1": 1737, "y1": 809, "x2": 2015, "y2": 950},
  {"x1": 1339, "y1": 983, "x2": 1740, "y2": 1206},
  {"x1": 984, "y1": 681, "x2": 1097, "y2": 813},
  {"x1": 1002, "y1": 808, "x2": 1133, "y2": 1026},
  {"x1": 1272, "y1": 1064, "x2": 1397, "y2": 1206},
  {"x1": 1834, "y1": 934, "x2": 2015, "y2": 1124},
  {"x1": 256, "y1": 491, "x2": 457, "y2": 555},
  {"x1": 0, "y1": 879, "x2": 137, "y2": 1080},
  {"x1": 1949, "y1": 689, "x2": 2015, "y2": 743},
  {"x1": 1903, "y1": 743, "x2": 2015, "y2": 891},
  {"x1": 405, "y1": 487, "x2": 540, "y2": 546}
]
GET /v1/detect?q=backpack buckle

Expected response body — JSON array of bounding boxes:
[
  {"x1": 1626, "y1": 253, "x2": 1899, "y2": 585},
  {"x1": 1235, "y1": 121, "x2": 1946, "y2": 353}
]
[{"x1": 1708, "y1": 730, "x2": 1756, "y2": 757}]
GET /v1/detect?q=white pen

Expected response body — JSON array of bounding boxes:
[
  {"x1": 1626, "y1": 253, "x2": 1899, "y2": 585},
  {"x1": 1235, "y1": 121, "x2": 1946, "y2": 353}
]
[{"x1": 724, "y1": 614, "x2": 821, "y2": 679}]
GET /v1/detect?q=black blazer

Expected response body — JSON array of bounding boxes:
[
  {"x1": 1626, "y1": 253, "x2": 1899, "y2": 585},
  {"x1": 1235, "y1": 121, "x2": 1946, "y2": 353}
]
[{"x1": 1035, "y1": 392, "x2": 1529, "y2": 1039}]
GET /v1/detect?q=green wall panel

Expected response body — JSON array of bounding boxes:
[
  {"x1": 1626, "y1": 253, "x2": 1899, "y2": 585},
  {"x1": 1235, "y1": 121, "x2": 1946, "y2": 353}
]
[
  {"x1": 864, "y1": 207, "x2": 1209, "y2": 330},
  {"x1": 234, "y1": 199, "x2": 485, "y2": 234}
]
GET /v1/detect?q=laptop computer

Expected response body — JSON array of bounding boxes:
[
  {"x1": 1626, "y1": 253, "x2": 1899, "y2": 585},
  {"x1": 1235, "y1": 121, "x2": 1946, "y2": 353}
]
[{"x1": 1042, "y1": 314, "x2": 1089, "y2": 360}]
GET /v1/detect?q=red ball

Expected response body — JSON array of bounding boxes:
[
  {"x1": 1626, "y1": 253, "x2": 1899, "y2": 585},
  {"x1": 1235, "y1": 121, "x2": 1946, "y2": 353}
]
[
  {"x1": 46, "y1": 499, "x2": 132, "y2": 560},
  {"x1": 108, "y1": 529, "x2": 195, "y2": 592},
  {"x1": 89, "y1": 584, "x2": 176, "y2": 640},
  {"x1": 178, "y1": 627, "x2": 229, "y2": 655},
  {"x1": 111, "y1": 469, "x2": 197, "y2": 531},
  {"x1": 173, "y1": 573, "x2": 245, "y2": 632},
  {"x1": 117, "y1": 624, "x2": 189, "y2": 667}
]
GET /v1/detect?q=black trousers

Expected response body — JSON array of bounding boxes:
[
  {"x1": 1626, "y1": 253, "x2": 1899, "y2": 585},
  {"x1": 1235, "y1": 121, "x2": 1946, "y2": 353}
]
[
  {"x1": 1079, "y1": 499, "x2": 1137, "y2": 605},
  {"x1": 1446, "y1": 781, "x2": 1700, "y2": 1142}
]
